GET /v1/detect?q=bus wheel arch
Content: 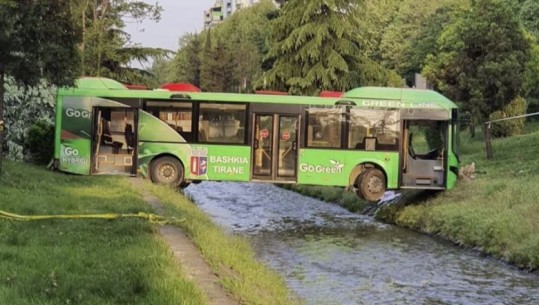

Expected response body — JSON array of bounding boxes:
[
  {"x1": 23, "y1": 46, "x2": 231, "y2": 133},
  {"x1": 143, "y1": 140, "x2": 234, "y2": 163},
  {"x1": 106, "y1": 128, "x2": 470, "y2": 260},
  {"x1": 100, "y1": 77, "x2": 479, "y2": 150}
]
[
  {"x1": 350, "y1": 163, "x2": 387, "y2": 202},
  {"x1": 149, "y1": 154, "x2": 185, "y2": 187}
]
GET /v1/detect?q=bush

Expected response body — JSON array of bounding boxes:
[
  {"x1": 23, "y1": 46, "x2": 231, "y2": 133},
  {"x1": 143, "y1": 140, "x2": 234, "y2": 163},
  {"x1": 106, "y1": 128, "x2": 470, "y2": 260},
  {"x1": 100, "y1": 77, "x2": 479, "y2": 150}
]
[
  {"x1": 489, "y1": 96, "x2": 527, "y2": 137},
  {"x1": 3, "y1": 77, "x2": 56, "y2": 161},
  {"x1": 25, "y1": 121, "x2": 55, "y2": 164}
]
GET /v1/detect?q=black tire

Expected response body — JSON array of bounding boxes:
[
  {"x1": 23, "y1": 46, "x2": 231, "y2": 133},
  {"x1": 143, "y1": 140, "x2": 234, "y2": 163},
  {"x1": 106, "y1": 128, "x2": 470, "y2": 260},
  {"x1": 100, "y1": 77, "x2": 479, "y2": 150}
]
[
  {"x1": 150, "y1": 156, "x2": 184, "y2": 187},
  {"x1": 358, "y1": 168, "x2": 386, "y2": 202},
  {"x1": 354, "y1": 173, "x2": 365, "y2": 199}
]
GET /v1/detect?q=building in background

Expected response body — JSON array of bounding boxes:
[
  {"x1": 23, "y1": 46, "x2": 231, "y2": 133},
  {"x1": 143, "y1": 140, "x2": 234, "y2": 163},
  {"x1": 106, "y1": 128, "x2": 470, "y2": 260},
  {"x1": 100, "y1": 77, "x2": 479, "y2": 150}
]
[{"x1": 204, "y1": 0, "x2": 283, "y2": 28}]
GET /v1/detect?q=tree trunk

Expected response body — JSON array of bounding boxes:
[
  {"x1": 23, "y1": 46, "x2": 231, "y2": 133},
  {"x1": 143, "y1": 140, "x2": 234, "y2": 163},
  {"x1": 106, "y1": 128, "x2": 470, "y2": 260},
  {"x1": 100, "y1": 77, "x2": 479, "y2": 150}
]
[
  {"x1": 484, "y1": 123, "x2": 493, "y2": 159},
  {"x1": 0, "y1": 64, "x2": 5, "y2": 175}
]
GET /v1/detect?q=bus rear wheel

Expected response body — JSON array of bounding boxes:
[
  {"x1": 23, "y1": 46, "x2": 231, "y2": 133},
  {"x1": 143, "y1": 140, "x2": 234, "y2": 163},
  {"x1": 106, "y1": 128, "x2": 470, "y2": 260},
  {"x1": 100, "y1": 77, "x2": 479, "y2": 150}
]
[
  {"x1": 150, "y1": 156, "x2": 184, "y2": 187},
  {"x1": 358, "y1": 168, "x2": 386, "y2": 202}
]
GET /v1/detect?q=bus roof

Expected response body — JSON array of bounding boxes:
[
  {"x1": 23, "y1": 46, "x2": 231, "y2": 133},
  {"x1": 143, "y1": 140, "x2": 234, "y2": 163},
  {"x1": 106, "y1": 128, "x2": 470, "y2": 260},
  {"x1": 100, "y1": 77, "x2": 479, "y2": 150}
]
[{"x1": 59, "y1": 78, "x2": 457, "y2": 110}]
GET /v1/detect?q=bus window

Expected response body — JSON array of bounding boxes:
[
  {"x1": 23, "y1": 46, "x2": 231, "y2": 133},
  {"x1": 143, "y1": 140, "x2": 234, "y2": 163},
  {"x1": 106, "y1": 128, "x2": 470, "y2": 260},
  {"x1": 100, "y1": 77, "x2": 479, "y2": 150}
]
[
  {"x1": 349, "y1": 109, "x2": 399, "y2": 151},
  {"x1": 306, "y1": 108, "x2": 343, "y2": 148},
  {"x1": 146, "y1": 101, "x2": 193, "y2": 133},
  {"x1": 198, "y1": 103, "x2": 246, "y2": 144},
  {"x1": 408, "y1": 121, "x2": 445, "y2": 160}
]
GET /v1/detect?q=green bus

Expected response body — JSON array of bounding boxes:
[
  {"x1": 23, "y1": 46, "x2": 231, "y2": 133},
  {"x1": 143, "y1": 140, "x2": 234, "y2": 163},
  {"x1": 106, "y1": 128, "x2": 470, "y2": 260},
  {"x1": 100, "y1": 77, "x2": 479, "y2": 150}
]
[{"x1": 53, "y1": 77, "x2": 460, "y2": 201}]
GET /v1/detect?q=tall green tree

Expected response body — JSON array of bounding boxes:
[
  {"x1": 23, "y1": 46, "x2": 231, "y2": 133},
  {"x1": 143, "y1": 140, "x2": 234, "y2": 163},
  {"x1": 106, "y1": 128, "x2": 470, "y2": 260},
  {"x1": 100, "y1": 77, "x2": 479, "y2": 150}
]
[
  {"x1": 199, "y1": 30, "x2": 217, "y2": 92},
  {"x1": 359, "y1": 0, "x2": 403, "y2": 63},
  {"x1": 423, "y1": 0, "x2": 531, "y2": 120},
  {"x1": 72, "y1": 0, "x2": 169, "y2": 84},
  {"x1": 379, "y1": 0, "x2": 467, "y2": 85},
  {"x1": 168, "y1": 33, "x2": 202, "y2": 87},
  {"x1": 262, "y1": 0, "x2": 363, "y2": 95},
  {"x1": 214, "y1": 0, "x2": 275, "y2": 92},
  {"x1": 0, "y1": 0, "x2": 80, "y2": 174}
]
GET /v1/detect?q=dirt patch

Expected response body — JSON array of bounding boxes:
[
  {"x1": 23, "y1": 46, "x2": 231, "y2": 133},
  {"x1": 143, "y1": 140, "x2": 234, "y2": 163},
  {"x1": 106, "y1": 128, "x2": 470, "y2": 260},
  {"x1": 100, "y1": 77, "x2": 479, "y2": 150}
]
[{"x1": 131, "y1": 178, "x2": 239, "y2": 305}]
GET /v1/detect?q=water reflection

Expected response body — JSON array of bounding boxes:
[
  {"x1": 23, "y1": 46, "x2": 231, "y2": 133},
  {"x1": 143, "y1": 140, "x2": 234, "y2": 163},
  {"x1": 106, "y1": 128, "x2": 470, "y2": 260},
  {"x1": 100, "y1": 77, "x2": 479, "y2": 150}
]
[{"x1": 185, "y1": 182, "x2": 539, "y2": 305}]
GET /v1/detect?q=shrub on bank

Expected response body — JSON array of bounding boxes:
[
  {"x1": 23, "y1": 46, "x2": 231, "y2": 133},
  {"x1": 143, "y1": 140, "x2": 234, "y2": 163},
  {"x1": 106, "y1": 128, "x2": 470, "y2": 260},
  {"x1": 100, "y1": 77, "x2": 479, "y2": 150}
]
[
  {"x1": 489, "y1": 96, "x2": 527, "y2": 137},
  {"x1": 3, "y1": 78, "x2": 56, "y2": 163},
  {"x1": 25, "y1": 120, "x2": 55, "y2": 164}
]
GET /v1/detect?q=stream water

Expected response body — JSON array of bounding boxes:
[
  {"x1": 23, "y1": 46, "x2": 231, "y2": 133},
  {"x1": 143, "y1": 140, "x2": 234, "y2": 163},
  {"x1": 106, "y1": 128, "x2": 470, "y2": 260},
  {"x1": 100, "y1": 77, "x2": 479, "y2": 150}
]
[{"x1": 184, "y1": 182, "x2": 539, "y2": 305}]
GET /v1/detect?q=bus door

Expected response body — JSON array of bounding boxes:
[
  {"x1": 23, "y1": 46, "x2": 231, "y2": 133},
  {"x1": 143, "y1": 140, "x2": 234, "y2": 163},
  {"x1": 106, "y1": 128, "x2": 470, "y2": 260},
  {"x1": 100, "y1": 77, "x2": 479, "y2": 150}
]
[
  {"x1": 401, "y1": 120, "x2": 447, "y2": 189},
  {"x1": 92, "y1": 107, "x2": 137, "y2": 176},
  {"x1": 252, "y1": 114, "x2": 299, "y2": 182}
]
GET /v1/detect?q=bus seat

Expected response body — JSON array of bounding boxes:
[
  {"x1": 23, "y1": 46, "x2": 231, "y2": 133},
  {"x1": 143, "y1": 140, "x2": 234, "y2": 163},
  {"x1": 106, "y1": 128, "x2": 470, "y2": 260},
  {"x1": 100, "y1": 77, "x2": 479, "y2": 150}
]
[
  {"x1": 364, "y1": 137, "x2": 378, "y2": 151},
  {"x1": 101, "y1": 118, "x2": 123, "y2": 154},
  {"x1": 125, "y1": 123, "x2": 135, "y2": 154},
  {"x1": 198, "y1": 128, "x2": 207, "y2": 142}
]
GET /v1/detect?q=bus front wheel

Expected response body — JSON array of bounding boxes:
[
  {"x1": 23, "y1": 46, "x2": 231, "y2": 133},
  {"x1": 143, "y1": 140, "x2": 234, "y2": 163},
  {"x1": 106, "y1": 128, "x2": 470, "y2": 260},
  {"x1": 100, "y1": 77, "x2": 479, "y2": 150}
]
[
  {"x1": 150, "y1": 156, "x2": 184, "y2": 187},
  {"x1": 358, "y1": 168, "x2": 386, "y2": 202}
]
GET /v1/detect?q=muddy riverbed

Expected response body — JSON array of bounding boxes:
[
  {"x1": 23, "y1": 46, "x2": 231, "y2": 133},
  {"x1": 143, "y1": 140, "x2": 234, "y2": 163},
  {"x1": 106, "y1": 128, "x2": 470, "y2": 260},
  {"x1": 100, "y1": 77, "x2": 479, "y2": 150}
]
[{"x1": 185, "y1": 182, "x2": 538, "y2": 305}]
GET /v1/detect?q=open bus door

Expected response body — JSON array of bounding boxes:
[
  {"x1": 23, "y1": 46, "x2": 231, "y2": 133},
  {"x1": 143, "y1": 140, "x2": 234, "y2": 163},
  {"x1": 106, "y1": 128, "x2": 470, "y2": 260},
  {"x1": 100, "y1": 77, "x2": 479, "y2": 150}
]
[
  {"x1": 91, "y1": 107, "x2": 137, "y2": 175},
  {"x1": 251, "y1": 114, "x2": 299, "y2": 183},
  {"x1": 401, "y1": 120, "x2": 447, "y2": 189}
]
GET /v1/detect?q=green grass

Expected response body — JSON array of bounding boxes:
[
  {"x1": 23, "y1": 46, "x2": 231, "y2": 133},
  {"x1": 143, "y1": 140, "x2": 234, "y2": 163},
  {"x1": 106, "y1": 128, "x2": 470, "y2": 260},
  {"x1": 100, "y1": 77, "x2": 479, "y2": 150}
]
[
  {"x1": 147, "y1": 183, "x2": 303, "y2": 305},
  {"x1": 0, "y1": 161, "x2": 205, "y2": 305},
  {"x1": 381, "y1": 123, "x2": 539, "y2": 271}
]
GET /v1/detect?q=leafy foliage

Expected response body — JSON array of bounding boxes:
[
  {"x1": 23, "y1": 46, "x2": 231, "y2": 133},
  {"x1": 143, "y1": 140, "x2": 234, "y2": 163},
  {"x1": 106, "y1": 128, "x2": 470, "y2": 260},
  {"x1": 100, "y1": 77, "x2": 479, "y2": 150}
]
[
  {"x1": 73, "y1": 0, "x2": 170, "y2": 84},
  {"x1": 25, "y1": 120, "x2": 55, "y2": 164},
  {"x1": 489, "y1": 96, "x2": 528, "y2": 137},
  {"x1": 379, "y1": 0, "x2": 467, "y2": 85},
  {"x1": 262, "y1": 0, "x2": 364, "y2": 95},
  {"x1": 199, "y1": 29, "x2": 231, "y2": 92},
  {"x1": 423, "y1": 0, "x2": 531, "y2": 121},
  {"x1": 3, "y1": 78, "x2": 56, "y2": 162},
  {"x1": 0, "y1": 0, "x2": 80, "y2": 86},
  {"x1": 0, "y1": 0, "x2": 79, "y2": 172},
  {"x1": 167, "y1": 33, "x2": 202, "y2": 87},
  {"x1": 520, "y1": 0, "x2": 539, "y2": 40}
]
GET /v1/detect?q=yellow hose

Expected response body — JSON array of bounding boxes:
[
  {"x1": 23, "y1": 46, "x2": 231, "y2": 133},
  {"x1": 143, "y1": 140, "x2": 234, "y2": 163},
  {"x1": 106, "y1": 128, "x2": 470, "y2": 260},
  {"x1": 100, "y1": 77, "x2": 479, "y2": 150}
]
[{"x1": 0, "y1": 210, "x2": 183, "y2": 225}]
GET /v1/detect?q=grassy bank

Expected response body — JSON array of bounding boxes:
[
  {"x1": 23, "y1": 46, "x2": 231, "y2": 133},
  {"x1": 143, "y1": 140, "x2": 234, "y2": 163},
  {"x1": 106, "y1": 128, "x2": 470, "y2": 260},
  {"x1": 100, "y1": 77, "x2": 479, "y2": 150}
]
[
  {"x1": 147, "y1": 183, "x2": 301, "y2": 305},
  {"x1": 378, "y1": 125, "x2": 539, "y2": 271},
  {"x1": 0, "y1": 160, "x2": 204, "y2": 305},
  {"x1": 0, "y1": 160, "x2": 302, "y2": 304}
]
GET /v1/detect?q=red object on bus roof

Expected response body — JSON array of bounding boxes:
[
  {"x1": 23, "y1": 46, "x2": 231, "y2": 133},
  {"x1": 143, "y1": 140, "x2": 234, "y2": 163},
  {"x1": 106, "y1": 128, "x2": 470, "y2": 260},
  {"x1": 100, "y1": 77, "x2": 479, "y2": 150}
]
[
  {"x1": 161, "y1": 83, "x2": 201, "y2": 92},
  {"x1": 125, "y1": 84, "x2": 148, "y2": 90},
  {"x1": 255, "y1": 90, "x2": 289, "y2": 95},
  {"x1": 319, "y1": 91, "x2": 343, "y2": 98}
]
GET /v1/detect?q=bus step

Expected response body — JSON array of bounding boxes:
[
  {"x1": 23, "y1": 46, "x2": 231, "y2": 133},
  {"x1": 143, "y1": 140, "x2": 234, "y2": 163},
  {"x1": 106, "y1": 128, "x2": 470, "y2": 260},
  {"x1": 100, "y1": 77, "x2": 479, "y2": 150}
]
[
  {"x1": 97, "y1": 161, "x2": 130, "y2": 173},
  {"x1": 415, "y1": 178, "x2": 432, "y2": 185}
]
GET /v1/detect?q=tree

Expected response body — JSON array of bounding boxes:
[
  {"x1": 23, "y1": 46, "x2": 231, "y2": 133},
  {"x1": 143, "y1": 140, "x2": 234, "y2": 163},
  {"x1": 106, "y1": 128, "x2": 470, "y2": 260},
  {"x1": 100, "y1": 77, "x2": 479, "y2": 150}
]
[
  {"x1": 168, "y1": 33, "x2": 202, "y2": 87},
  {"x1": 520, "y1": 0, "x2": 539, "y2": 40},
  {"x1": 359, "y1": 0, "x2": 403, "y2": 63},
  {"x1": 214, "y1": 0, "x2": 275, "y2": 92},
  {"x1": 423, "y1": 0, "x2": 531, "y2": 121},
  {"x1": 262, "y1": 0, "x2": 364, "y2": 95},
  {"x1": 73, "y1": 0, "x2": 170, "y2": 84},
  {"x1": 379, "y1": 0, "x2": 467, "y2": 85},
  {"x1": 200, "y1": 34, "x2": 233, "y2": 92},
  {"x1": 0, "y1": 0, "x2": 80, "y2": 174}
]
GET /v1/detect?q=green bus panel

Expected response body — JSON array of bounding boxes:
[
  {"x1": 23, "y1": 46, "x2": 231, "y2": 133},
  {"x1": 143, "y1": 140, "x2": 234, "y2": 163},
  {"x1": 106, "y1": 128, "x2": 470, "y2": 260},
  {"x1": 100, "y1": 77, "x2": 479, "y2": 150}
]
[
  {"x1": 137, "y1": 143, "x2": 251, "y2": 182},
  {"x1": 58, "y1": 96, "x2": 94, "y2": 175},
  {"x1": 297, "y1": 149, "x2": 400, "y2": 189},
  {"x1": 138, "y1": 110, "x2": 185, "y2": 143},
  {"x1": 59, "y1": 139, "x2": 92, "y2": 175}
]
